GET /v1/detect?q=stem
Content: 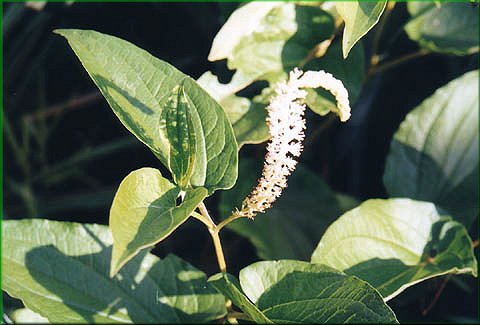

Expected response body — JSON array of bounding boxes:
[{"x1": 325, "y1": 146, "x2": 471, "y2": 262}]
[
  {"x1": 195, "y1": 202, "x2": 236, "y2": 322},
  {"x1": 198, "y1": 202, "x2": 215, "y2": 226},
  {"x1": 209, "y1": 230, "x2": 227, "y2": 273},
  {"x1": 3, "y1": 112, "x2": 38, "y2": 217},
  {"x1": 421, "y1": 275, "x2": 451, "y2": 316},
  {"x1": 191, "y1": 211, "x2": 212, "y2": 228},
  {"x1": 366, "y1": 50, "x2": 430, "y2": 79},
  {"x1": 3, "y1": 112, "x2": 29, "y2": 173},
  {"x1": 24, "y1": 91, "x2": 102, "y2": 122},
  {"x1": 216, "y1": 214, "x2": 244, "y2": 233},
  {"x1": 195, "y1": 203, "x2": 228, "y2": 273},
  {"x1": 370, "y1": 1, "x2": 397, "y2": 66}
]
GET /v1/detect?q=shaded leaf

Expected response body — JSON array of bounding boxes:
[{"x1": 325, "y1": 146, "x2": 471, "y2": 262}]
[
  {"x1": 405, "y1": 2, "x2": 479, "y2": 55},
  {"x1": 207, "y1": 3, "x2": 354, "y2": 124},
  {"x1": 384, "y1": 70, "x2": 479, "y2": 226},
  {"x1": 198, "y1": 71, "x2": 269, "y2": 147},
  {"x1": 220, "y1": 159, "x2": 359, "y2": 260},
  {"x1": 208, "y1": 273, "x2": 273, "y2": 324},
  {"x1": 109, "y1": 167, "x2": 207, "y2": 276},
  {"x1": 239, "y1": 260, "x2": 398, "y2": 323},
  {"x1": 208, "y1": 3, "x2": 334, "y2": 83},
  {"x1": 55, "y1": 29, "x2": 238, "y2": 193},
  {"x1": 2, "y1": 219, "x2": 226, "y2": 323},
  {"x1": 336, "y1": 1, "x2": 387, "y2": 58},
  {"x1": 311, "y1": 199, "x2": 478, "y2": 301}
]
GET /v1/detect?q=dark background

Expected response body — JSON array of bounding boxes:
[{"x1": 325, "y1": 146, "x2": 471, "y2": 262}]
[{"x1": 3, "y1": 2, "x2": 478, "y2": 323}]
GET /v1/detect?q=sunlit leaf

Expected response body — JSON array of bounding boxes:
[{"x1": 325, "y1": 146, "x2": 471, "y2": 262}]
[
  {"x1": 10, "y1": 308, "x2": 48, "y2": 324},
  {"x1": 238, "y1": 260, "x2": 398, "y2": 323},
  {"x1": 336, "y1": 1, "x2": 387, "y2": 58},
  {"x1": 384, "y1": 70, "x2": 479, "y2": 226},
  {"x1": 311, "y1": 199, "x2": 478, "y2": 301},
  {"x1": 208, "y1": 273, "x2": 273, "y2": 324},
  {"x1": 2, "y1": 219, "x2": 226, "y2": 323},
  {"x1": 55, "y1": 29, "x2": 238, "y2": 193},
  {"x1": 109, "y1": 167, "x2": 207, "y2": 276},
  {"x1": 208, "y1": 3, "x2": 334, "y2": 83}
]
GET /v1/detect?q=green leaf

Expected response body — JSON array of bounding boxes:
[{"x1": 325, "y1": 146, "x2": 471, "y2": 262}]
[
  {"x1": 206, "y1": 3, "x2": 347, "y2": 130},
  {"x1": 198, "y1": 71, "x2": 269, "y2": 147},
  {"x1": 109, "y1": 167, "x2": 207, "y2": 276},
  {"x1": 220, "y1": 159, "x2": 359, "y2": 260},
  {"x1": 231, "y1": 99, "x2": 269, "y2": 147},
  {"x1": 208, "y1": 273, "x2": 273, "y2": 324},
  {"x1": 384, "y1": 70, "x2": 479, "y2": 226},
  {"x1": 239, "y1": 260, "x2": 398, "y2": 323},
  {"x1": 304, "y1": 40, "x2": 365, "y2": 116},
  {"x1": 405, "y1": 2, "x2": 479, "y2": 55},
  {"x1": 10, "y1": 308, "x2": 49, "y2": 324},
  {"x1": 336, "y1": 1, "x2": 387, "y2": 58},
  {"x1": 311, "y1": 199, "x2": 478, "y2": 301},
  {"x1": 209, "y1": 3, "x2": 334, "y2": 83},
  {"x1": 55, "y1": 29, "x2": 238, "y2": 193},
  {"x1": 2, "y1": 219, "x2": 226, "y2": 323},
  {"x1": 164, "y1": 84, "x2": 196, "y2": 188}
]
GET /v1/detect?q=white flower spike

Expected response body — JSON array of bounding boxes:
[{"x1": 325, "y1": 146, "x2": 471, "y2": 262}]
[{"x1": 234, "y1": 68, "x2": 351, "y2": 219}]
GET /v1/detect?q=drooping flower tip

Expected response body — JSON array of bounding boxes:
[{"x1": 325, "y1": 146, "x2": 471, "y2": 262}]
[{"x1": 234, "y1": 68, "x2": 351, "y2": 219}]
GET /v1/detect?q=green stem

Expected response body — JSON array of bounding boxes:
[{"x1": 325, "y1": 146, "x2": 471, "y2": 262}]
[
  {"x1": 195, "y1": 202, "x2": 237, "y2": 323},
  {"x1": 216, "y1": 213, "x2": 243, "y2": 233},
  {"x1": 209, "y1": 229, "x2": 227, "y2": 273},
  {"x1": 3, "y1": 112, "x2": 29, "y2": 174},
  {"x1": 198, "y1": 202, "x2": 215, "y2": 226}
]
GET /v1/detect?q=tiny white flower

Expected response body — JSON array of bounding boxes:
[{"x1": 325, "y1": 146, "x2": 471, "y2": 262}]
[{"x1": 234, "y1": 68, "x2": 351, "y2": 219}]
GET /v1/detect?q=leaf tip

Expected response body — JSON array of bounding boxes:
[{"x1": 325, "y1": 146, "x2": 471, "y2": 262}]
[
  {"x1": 207, "y1": 273, "x2": 224, "y2": 283},
  {"x1": 342, "y1": 42, "x2": 350, "y2": 59},
  {"x1": 52, "y1": 29, "x2": 67, "y2": 37},
  {"x1": 53, "y1": 28, "x2": 84, "y2": 42},
  {"x1": 109, "y1": 246, "x2": 129, "y2": 278},
  {"x1": 207, "y1": 51, "x2": 219, "y2": 62},
  {"x1": 109, "y1": 260, "x2": 121, "y2": 278}
]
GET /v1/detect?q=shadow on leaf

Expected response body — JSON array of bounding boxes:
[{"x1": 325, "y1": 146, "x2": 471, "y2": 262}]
[{"x1": 24, "y1": 225, "x2": 225, "y2": 323}]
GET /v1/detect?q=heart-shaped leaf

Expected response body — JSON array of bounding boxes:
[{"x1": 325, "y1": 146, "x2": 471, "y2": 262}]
[
  {"x1": 109, "y1": 167, "x2": 207, "y2": 276},
  {"x1": 311, "y1": 199, "x2": 478, "y2": 301}
]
